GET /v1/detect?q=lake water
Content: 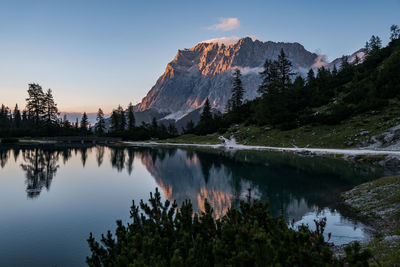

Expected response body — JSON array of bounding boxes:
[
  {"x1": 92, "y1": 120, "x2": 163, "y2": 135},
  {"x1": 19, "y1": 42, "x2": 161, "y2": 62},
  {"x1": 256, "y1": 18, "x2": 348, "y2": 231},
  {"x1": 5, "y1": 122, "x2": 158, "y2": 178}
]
[{"x1": 0, "y1": 145, "x2": 389, "y2": 266}]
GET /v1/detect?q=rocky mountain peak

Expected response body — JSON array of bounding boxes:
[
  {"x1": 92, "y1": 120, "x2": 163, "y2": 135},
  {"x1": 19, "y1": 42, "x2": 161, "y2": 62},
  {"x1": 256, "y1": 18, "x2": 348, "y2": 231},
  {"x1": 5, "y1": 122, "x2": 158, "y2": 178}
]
[{"x1": 136, "y1": 37, "x2": 322, "y2": 117}]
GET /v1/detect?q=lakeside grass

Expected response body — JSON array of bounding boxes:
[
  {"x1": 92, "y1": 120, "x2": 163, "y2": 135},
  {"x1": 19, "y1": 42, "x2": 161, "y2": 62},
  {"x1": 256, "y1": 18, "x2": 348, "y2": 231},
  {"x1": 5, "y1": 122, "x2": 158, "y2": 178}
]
[
  {"x1": 157, "y1": 133, "x2": 220, "y2": 145},
  {"x1": 342, "y1": 175, "x2": 400, "y2": 266}
]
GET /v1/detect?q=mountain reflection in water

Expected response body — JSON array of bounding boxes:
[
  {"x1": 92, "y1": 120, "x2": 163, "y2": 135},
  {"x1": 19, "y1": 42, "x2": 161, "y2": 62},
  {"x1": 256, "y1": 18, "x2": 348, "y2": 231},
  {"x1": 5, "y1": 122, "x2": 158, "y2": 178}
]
[{"x1": 0, "y1": 145, "x2": 388, "y2": 220}]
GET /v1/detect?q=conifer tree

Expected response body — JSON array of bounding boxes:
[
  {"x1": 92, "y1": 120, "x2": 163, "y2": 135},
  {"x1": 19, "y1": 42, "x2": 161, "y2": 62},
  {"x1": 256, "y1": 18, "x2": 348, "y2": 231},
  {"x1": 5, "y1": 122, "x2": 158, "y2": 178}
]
[
  {"x1": 229, "y1": 68, "x2": 244, "y2": 111},
  {"x1": 332, "y1": 65, "x2": 338, "y2": 76},
  {"x1": 95, "y1": 108, "x2": 106, "y2": 135},
  {"x1": 167, "y1": 123, "x2": 178, "y2": 137},
  {"x1": 277, "y1": 48, "x2": 295, "y2": 90},
  {"x1": 110, "y1": 109, "x2": 119, "y2": 132},
  {"x1": 80, "y1": 112, "x2": 89, "y2": 133},
  {"x1": 200, "y1": 98, "x2": 212, "y2": 123},
  {"x1": 306, "y1": 68, "x2": 315, "y2": 85},
  {"x1": 390, "y1": 24, "x2": 400, "y2": 41},
  {"x1": 43, "y1": 89, "x2": 59, "y2": 126},
  {"x1": 127, "y1": 102, "x2": 135, "y2": 131},
  {"x1": 365, "y1": 35, "x2": 382, "y2": 54},
  {"x1": 13, "y1": 104, "x2": 21, "y2": 128},
  {"x1": 26, "y1": 83, "x2": 45, "y2": 126},
  {"x1": 151, "y1": 117, "x2": 158, "y2": 136},
  {"x1": 257, "y1": 49, "x2": 295, "y2": 125},
  {"x1": 117, "y1": 105, "x2": 126, "y2": 131}
]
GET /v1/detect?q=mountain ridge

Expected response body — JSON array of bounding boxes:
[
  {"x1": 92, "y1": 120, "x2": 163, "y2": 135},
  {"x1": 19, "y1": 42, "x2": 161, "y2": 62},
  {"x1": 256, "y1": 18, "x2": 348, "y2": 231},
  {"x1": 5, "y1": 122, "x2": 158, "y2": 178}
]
[{"x1": 135, "y1": 37, "x2": 323, "y2": 116}]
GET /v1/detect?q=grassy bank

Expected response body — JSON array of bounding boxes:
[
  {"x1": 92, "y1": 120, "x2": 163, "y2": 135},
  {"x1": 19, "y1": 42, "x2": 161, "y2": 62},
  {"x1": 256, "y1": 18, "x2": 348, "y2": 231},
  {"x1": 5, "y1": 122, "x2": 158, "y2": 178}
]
[
  {"x1": 165, "y1": 99, "x2": 400, "y2": 149},
  {"x1": 158, "y1": 133, "x2": 220, "y2": 145},
  {"x1": 342, "y1": 175, "x2": 400, "y2": 266}
]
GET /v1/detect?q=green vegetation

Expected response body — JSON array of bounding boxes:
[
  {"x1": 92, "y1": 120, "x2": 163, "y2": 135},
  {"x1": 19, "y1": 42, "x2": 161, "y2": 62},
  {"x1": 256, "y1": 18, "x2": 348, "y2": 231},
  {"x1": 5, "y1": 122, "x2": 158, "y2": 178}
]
[
  {"x1": 342, "y1": 175, "x2": 400, "y2": 266},
  {"x1": 168, "y1": 96, "x2": 399, "y2": 148},
  {"x1": 227, "y1": 98, "x2": 400, "y2": 148},
  {"x1": 87, "y1": 189, "x2": 371, "y2": 266}
]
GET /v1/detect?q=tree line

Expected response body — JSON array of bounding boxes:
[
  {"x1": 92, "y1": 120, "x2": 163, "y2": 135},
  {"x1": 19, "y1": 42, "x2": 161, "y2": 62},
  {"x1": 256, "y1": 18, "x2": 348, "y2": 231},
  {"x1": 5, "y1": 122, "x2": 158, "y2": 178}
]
[{"x1": 0, "y1": 83, "x2": 92, "y2": 137}]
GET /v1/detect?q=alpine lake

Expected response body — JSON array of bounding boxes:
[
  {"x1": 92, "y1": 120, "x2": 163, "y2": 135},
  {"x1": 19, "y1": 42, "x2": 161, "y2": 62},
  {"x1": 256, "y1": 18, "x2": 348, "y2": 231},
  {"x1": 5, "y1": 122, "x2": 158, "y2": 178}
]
[{"x1": 0, "y1": 144, "x2": 395, "y2": 266}]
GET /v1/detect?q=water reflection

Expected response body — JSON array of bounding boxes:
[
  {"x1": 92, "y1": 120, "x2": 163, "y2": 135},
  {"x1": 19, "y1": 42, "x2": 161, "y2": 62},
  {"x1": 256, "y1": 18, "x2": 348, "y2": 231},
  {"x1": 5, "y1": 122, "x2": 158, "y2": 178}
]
[
  {"x1": 0, "y1": 145, "x2": 392, "y2": 219},
  {"x1": 20, "y1": 148, "x2": 60, "y2": 198},
  {"x1": 1, "y1": 144, "x2": 394, "y2": 266}
]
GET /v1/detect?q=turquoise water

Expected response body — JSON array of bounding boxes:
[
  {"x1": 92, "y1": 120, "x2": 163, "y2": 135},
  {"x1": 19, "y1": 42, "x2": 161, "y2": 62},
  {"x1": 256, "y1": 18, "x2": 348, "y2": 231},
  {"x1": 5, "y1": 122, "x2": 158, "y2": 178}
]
[{"x1": 0, "y1": 145, "x2": 388, "y2": 266}]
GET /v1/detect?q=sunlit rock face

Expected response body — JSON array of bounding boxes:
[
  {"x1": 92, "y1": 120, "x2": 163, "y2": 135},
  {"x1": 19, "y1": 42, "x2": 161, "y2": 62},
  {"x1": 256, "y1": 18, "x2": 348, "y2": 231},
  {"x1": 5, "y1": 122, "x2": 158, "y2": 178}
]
[{"x1": 136, "y1": 37, "x2": 320, "y2": 117}]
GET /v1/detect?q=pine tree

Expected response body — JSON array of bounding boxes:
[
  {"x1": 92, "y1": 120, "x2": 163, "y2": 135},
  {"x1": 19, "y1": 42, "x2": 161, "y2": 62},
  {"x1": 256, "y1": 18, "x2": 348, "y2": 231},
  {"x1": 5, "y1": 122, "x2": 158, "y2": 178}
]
[
  {"x1": 127, "y1": 102, "x2": 135, "y2": 131},
  {"x1": 200, "y1": 98, "x2": 212, "y2": 122},
  {"x1": 332, "y1": 65, "x2": 338, "y2": 76},
  {"x1": 117, "y1": 105, "x2": 126, "y2": 131},
  {"x1": 26, "y1": 83, "x2": 45, "y2": 126},
  {"x1": 75, "y1": 118, "x2": 79, "y2": 129},
  {"x1": 229, "y1": 68, "x2": 244, "y2": 111},
  {"x1": 257, "y1": 49, "x2": 295, "y2": 125},
  {"x1": 22, "y1": 110, "x2": 28, "y2": 126},
  {"x1": 95, "y1": 108, "x2": 106, "y2": 135},
  {"x1": 306, "y1": 69, "x2": 315, "y2": 85},
  {"x1": 365, "y1": 35, "x2": 382, "y2": 54},
  {"x1": 258, "y1": 59, "x2": 279, "y2": 96},
  {"x1": 277, "y1": 48, "x2": 295, "y2": 90},
  {"x1": 110, "y1": 109, "x2": 119, "y2": 132},
  {"x1": 151, "y1": 117, "x2": 158, "y2": 136},
  {"x1": 0, "y1": 104, "x2": 9, "y2": 128},
  {"x1": 390, "y1": 24, "x2": 400, "y2": 41},
  {"x1": 13, "y1": 104, "x2": 21, "y2": 128},
  {"x1": 43, "y1": 89, "x2": 59, "y2": 126},
  {"x1": 80, "y1": 112, "x2": 89, "y2": 133},
  {"x1": 167, "y1": 123, "x2": 178, "y2": 137}
]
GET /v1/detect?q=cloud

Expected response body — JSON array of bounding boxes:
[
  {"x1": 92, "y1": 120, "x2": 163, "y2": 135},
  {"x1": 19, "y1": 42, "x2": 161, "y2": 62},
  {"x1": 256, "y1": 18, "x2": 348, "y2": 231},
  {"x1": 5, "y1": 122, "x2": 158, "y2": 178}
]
[
  {"x1": 201, "y1": 35, "x2": 261, "y2": 46},
  {"x1": 312, "y1": 55, "x2": 329, "y2": 68},
  {"x1": 233, "y1": 66, "x2": 263, "y2": 75},
  {"x1": 207, "y1": 17, "x2": 240, "y2": 31}
]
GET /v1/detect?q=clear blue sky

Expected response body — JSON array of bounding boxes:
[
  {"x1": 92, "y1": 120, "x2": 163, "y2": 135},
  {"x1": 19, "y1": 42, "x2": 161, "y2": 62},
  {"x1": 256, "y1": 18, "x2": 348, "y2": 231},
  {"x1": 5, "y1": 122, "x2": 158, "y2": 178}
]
[{"x1": 0, "y1": 0, "x2": 398, "y2": 113}]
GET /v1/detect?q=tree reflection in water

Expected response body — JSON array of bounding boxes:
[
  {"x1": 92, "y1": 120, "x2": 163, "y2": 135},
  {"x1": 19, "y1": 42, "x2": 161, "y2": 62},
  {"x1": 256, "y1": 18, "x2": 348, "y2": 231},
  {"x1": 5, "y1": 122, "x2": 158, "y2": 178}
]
[
  {"x1": 96, "y1": 146, "x2": 104, "y2": 167},
  {"x1": 20, "y1": 148, "x2": 60, "y2": 198},
  {"x1": 110, "y1": 147, "x2": 125, "y2": 172},
  {"x1": 0, "y1": 149, "x2": 9, "y2": 168}
]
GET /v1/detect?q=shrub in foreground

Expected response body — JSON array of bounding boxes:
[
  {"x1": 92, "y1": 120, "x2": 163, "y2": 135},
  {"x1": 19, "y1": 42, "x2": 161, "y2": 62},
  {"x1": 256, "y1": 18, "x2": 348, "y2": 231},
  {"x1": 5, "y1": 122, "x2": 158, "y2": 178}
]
[{"x1": 87, "y1": 189, "x2": 371, "y2": 266}]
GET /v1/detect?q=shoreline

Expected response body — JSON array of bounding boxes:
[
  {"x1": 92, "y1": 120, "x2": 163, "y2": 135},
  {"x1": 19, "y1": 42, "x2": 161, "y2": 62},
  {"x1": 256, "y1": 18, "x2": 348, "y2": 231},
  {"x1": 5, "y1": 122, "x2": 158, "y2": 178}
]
[{"x1": 122, "y1": 140, "x2": 400, "y2": 156}]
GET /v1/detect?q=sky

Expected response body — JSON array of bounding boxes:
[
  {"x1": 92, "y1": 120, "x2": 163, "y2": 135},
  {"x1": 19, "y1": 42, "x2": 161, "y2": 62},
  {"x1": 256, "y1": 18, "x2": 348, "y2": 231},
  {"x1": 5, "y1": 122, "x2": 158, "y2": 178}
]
[{"x1": 0, "y1": 0, "x2": 399, "y2": 113}]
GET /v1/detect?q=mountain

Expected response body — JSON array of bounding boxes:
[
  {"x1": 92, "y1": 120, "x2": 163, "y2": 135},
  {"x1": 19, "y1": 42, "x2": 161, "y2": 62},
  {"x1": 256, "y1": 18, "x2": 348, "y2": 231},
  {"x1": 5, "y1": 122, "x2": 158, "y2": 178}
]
[
  {"x1": 135, "y1": 37, "x2": 323, "y2": 120},
  {"x1": 327, "y1": 49, "x2": 367, "y2": 70}
]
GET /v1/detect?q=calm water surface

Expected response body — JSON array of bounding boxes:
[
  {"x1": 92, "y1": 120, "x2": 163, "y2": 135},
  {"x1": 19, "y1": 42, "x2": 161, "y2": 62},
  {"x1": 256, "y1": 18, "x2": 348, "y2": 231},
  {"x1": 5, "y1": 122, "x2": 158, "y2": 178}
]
[{"x1": 0, "y1": 145, "x2": 390, "y2": 266}]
